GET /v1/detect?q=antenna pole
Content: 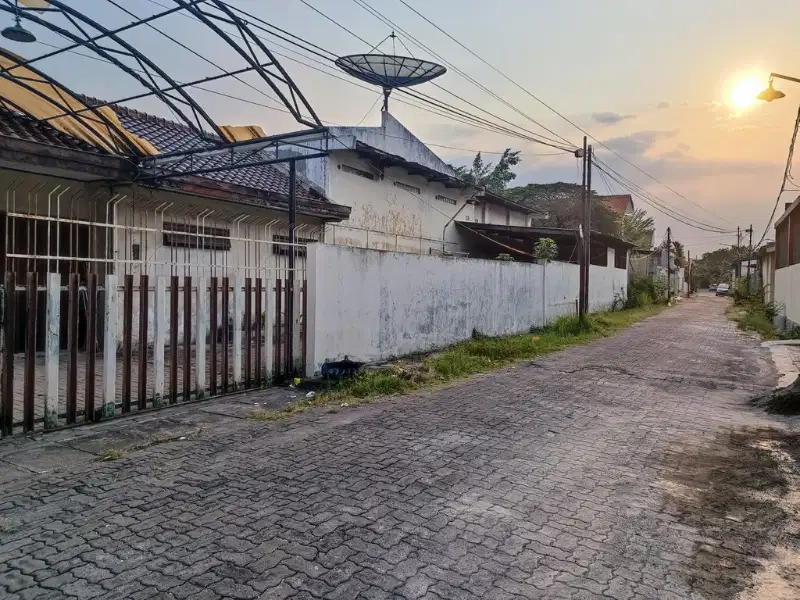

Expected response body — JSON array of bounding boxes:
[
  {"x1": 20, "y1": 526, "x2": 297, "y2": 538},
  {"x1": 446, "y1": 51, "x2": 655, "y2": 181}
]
[{"x1": 382, "y1": 87, "x2": 391, "y2": 112}]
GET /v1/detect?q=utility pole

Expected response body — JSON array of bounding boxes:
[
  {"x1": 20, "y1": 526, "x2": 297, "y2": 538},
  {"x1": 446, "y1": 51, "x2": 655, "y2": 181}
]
[
  {"x1": 583, "y1": 144, "x2": 593, "y2": 316},
  {"x1": 736, "y1": 226, "x2": 742, "y2": 279},
  {"x1": 578, "y1": 136, "x2": 588, "y2": 320},
  {"x1": 687, "y1": 250, "x2": 691, "y2": 297},
  {"x1": 666, "y1": 227, "x2": 672, "y2": 300},
  {"x1": 745, "y1": 224, "x2": 753, "y2": 293}
]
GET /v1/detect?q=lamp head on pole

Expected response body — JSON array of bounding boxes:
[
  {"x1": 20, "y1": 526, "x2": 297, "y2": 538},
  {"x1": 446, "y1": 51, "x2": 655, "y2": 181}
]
[
  {"x1": 757, "y1": 80, "x2": 785, "y2": 102},
  {"x1": 2, "y1": 1, "x2": 36, "y2": 44}
]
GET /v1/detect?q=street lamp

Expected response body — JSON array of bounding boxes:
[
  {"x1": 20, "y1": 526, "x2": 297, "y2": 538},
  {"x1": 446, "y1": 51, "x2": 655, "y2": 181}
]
[{"x1": 757, "y1": 73, "x2": 800, "y2": 102}]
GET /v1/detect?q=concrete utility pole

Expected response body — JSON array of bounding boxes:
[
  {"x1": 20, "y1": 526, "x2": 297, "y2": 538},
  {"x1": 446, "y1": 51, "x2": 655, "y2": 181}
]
[
  {"x1": 578, "y1": 136, "x2": 588, "y2": 320},
  {"x1": 736, "y1": 226, "x2": 742, "y2": 278},
  {"x1": 666, "y1": 227, "x2": 672, "y2": 300},
  {"x1": 687, "y1": 250, "x2": 691, "y2": 297},
  {"x1": 583, "y1": 144, "x2": 593, "y2": 316},
  {"x1": 745, "y1": 224, "x2": 754, "y2": 293}
]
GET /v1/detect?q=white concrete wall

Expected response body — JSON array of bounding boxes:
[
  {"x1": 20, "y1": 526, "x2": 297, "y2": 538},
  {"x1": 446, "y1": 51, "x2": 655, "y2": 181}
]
[
  {"x1": 775, "y1": 265, "x2": 800, "y2": 328},
  {"x1": 306, "y1": 243, "x2": 625, "y2": 374},
  {"x1": 320, "y1": 151, "x2": 474, "y2": 255},
  {"x1": 760, "y1": 252, "x2": 776, "y2": 304}
]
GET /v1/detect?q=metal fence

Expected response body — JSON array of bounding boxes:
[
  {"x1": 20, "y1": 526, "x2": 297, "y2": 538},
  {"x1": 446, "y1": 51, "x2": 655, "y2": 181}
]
[
  {"x1": 0, "y1": 181, "x2": 314, "y2": 436},
  {"x1": 0, "y1": 270, "x2": 306, "y2": 436}
]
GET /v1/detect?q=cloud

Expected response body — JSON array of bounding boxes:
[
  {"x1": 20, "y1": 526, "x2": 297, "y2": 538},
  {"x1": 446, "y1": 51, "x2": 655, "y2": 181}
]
[
  {"x1": 657, "y1": 101, "x2": 671, "y2": 109},
  {"x1": 591, "y1": 111, "x2": 636, "y2": 125},
  {"x1": 603, "y1": 129, "x2": 679, "y2": 155}
]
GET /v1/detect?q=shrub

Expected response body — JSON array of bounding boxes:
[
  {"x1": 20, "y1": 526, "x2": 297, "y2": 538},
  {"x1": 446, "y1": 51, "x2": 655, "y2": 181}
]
[
  {"x1": 627, "y1": 276, "x2": 667, "y2": 308},
  {"x1": 534, "y1": 238, "x2": 558, "y2": 262}
]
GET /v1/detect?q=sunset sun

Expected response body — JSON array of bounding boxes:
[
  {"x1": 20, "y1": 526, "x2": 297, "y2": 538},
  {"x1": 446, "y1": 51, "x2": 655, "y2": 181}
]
[{"x1": 730, "y1": 77, "x2": 762, "y2": 110}]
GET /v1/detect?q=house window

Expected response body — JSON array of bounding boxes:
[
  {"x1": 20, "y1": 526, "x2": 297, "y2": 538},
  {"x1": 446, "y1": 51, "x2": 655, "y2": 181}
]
[
  {"x1": 614, "y1": 248, "x2": 627, "y2": 269},
  {"x1": 163, "y1": 222, "x2": 231, "y2": 251},
  {"x1": 272, "y1": 234, "x2": 316, "y2": 257},
  {"x1": 340, "y1": 164, "x2": 375, "y2": 180},
  {"x1": 435, "y1": 194, "x2": 456, "y2": 205},
  {"x1": 590, "y1": 242, "x2": 608, "y2": 266},
  {"x1": 394, "y1": 181, "x2": 421, "y2": 194}
]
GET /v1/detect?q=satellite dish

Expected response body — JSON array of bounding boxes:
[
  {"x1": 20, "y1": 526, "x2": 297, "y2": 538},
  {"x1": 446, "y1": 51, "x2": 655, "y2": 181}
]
[{"x1": 335, "y1": 53, "x2": 446, "y2": 111}]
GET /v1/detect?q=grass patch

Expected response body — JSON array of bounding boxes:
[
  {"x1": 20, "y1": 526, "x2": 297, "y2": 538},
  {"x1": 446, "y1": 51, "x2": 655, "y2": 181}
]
[
  {"x1": 727, "y1": 299, "x2": 781, "y2": 340},
  {"x1": 100, "y1": 449, "x2": 125, "y2": 461},
  {"x1": 251, "y1": 304, "x2": 666, "y2": 422}
]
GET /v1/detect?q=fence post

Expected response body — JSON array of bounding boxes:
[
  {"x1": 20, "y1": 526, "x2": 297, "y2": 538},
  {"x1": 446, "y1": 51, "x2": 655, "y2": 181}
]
[
  {"x1": 153, "y1": 277, "x2": 166, "y2": 408},
  {"x1": 1, "y1": 273, "x2": 15, "y2": 436},
  {"x1": 196, "y1": 277, "x2": 208, "y2": 399},
  {"x1": 103, "y1": 274, "x2": 118, "y2": 419},
  {"x1": 293, "y1": 279, "x2": 303, "y2": 374},
  {"x1": 232, "y1": 277, "x2": 243, "y2": 390},
  {"x1": 44, "y1": 273, "x2": 60, "y2": 430},
  {"x1": 265, "y1": 278, "x2": 275, "y2": 383},
  {"x1": 23, "y1": 273, "x2": 37, "y2": 433}
]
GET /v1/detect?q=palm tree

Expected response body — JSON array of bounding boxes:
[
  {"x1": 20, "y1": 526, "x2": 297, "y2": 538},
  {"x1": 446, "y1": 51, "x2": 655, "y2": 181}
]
[{"x1": 617, "y1": 209, "x2": 655, "y2": 248}]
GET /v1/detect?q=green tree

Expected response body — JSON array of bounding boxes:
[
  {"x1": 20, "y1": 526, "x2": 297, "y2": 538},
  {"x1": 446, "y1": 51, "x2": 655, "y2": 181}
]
[
  {"x1": 452, "y1": 149, "x2": 521, "y2": 193},
  {"x1": 693, "y1": 246, "x2": 744, "y2": 287},
  {"x1": 617, "y1": 209, "x2": 655, "y2": 248},
  {"x1": 534, "y1": 238, "x2": 558, "y2": 262},
  {"x1": 505, "y1": 182, "x2": 620, "y2": 236}
]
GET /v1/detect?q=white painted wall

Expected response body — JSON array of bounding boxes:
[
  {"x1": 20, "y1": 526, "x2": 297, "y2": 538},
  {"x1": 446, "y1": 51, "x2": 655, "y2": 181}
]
[
  {"x1": 306, "y1": 243, "x2": 626, "y2": 374},
  {"x1": 775, "y1": 265, "x2": 800, "y2": 328},
  {"x1": 113, "y1": 192, "x2": 322, "y2": 346},
  {"x1": 320, "y1": 153, "x2": 475, "y2": 255}
]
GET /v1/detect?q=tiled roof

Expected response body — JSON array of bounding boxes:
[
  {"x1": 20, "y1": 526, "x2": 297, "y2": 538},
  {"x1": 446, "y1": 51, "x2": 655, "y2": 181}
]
[
  {"x1": 600, "y1": 194, "x2": 634, "y2": 214},
  {"x1": 0, "y1": 108, "x2": 99, "y2": 152},
  {"x1": 0, "y1": 100, "x2": 327, "y2": 205}
]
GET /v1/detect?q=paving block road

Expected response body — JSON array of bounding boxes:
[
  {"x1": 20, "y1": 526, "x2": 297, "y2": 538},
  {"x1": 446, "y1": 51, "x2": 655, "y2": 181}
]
[{"x1": 1, "y1": 295, "x2": 797, "y2": 599}]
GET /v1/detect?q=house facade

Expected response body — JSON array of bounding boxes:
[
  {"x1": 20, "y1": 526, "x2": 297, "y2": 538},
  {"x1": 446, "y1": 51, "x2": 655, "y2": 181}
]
[
  {"x1": 304, "y1": 111, "x2": 535, "y2": 256},
  {"x1": 772, "y1": 198, "x2": 800, "y2": 328},
  {"x1": 756, "y1": 242, "x2": 776, "y2": 304},
  {"x1": 0, "y1": 103, "x2": 350, "y2": 353}
]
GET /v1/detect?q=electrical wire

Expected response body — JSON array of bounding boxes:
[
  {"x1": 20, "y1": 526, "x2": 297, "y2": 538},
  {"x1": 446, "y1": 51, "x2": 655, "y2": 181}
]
[
  {"x1": 755, "y1": 102, "x2": 800, "y2": 248},
  {"x1": 391, "y1": 0, "x2": 735, "y2": 228},
  {"x1": 30, "y1": 39, "x2": 553, "y2": 159},
  {"x1": 347, "y1": 0, "x2": 576, "y2": 149},
  {"x1": 593, "y1": 156, "x2": 732, "y2": 232},
  {"x1": 355, "y1": 95, "x2": 381, "y2": 126},
  {"x1": 593, "y1": 158, "x2": 733, "y2": 233}
]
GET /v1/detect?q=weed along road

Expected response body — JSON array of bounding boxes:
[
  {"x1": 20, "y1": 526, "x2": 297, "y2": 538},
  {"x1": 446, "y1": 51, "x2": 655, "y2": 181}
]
[{"x1": 1, "y1": 294, "x2": 799, "y2": 599}]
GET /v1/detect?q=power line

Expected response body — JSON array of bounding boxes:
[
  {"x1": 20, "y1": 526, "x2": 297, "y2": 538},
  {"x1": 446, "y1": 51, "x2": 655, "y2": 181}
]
[
  {"x1": 593, "y1": 157, "x2": 732, "y2": 232},
  {"x1": 344, "y1": 0, "x2": 577, "y2": 149},
  {"x1": 355, "y1": 95, "x2": 381, "y2": 126},
  {"x1": 32, "y1": 39, "x2": 559, "y2": 160},
  {"x1": 593, "y1": 158, "x2": 733, "y2": 233},
  {"x1": 755, "y1": 102, "x2": 800, "y2": 248},
  {"x1": 391, "y1": 0, "x2": 735, "y2": 228}
]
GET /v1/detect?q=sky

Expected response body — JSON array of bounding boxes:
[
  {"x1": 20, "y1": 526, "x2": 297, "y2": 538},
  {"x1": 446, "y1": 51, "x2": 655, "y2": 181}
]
[{"x1": 10, "y1": 0, "x2": 800, "y2": 257}]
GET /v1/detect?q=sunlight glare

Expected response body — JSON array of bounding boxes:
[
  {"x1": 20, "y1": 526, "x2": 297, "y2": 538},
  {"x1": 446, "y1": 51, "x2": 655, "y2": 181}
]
[{"x1": 730, "y1": 77, "x2": 762, "y2": 110}]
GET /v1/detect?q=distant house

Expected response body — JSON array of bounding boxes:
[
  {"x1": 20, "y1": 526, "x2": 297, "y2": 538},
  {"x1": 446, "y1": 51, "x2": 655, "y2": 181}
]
[
  {"x1": 600, "y1": 194, "x2": 634, "y2": 215},
  {"x1": 756, "y1": 242, "x2": 776, "y2": 304},
  {"x1": 771, "y1": 197, "x2": 800, "y2": 327}
]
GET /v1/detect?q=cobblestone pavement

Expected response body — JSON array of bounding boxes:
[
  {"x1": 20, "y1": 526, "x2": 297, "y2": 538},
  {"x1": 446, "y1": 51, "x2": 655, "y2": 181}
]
[{"x1": 0, "y1": 295, "x2": 789, "y2": 599}]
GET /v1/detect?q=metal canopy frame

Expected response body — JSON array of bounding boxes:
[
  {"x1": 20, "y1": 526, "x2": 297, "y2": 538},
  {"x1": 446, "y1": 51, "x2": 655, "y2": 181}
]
[
  {"x1": 0, "y1": 0, "x2": 331, "y2": 375},
  {"x1": 136, "y1": 127, "x2": 330, "y2": 183},
  {"x1": 0, "y1": 0, "x2": 325, "y2": 168}
]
